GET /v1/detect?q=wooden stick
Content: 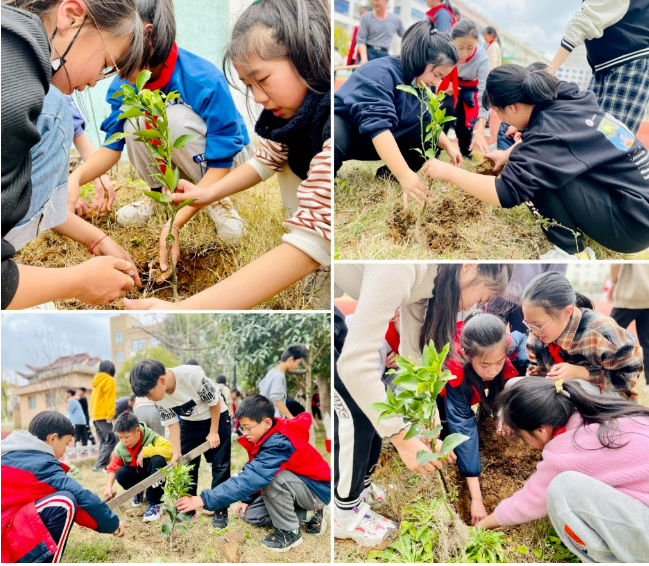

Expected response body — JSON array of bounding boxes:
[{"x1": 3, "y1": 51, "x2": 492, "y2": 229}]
[{"x1": 106, "y1": 440, "x2": 211, "y2": 510}]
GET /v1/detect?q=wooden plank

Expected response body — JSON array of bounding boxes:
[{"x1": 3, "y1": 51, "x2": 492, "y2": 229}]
[{"x1": 106, "y1": 440, "x2": 211, "y2": 510}]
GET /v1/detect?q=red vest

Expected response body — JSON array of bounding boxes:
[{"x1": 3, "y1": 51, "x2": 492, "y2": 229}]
[
  {"x1": 425, "y1": 5, "x2": 457, "y2": 28},
  {"x1": 238, "y1": 412, "x2": 330, "y2": 483}
]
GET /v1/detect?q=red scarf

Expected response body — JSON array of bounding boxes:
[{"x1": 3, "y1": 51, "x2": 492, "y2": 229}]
[
  {"x1": 438, "y1": 47, "x2": 479, "y2": 127},
  {"x1": 548, "y1": 343, "x2": 564, "y2": 364},
  {"x1": 426, "y1": 5, "x2": 457, "y2": 27},
  {"x1": 487, "y1": 39, "x2": 497, "y2": 48},
  {"x1": 385, "y1": 320, "x2": 400, "y2": 354},
  {"x1": 551, "y1": 425, "x2": 567, "y2": 439}
]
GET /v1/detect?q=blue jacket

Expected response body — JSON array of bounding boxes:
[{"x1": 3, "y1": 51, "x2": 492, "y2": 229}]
[
  {"x1": 200, "y1": 433, "x2": 331, "y2": 512},
  {"x1": 334, "y1": 56, "x2": 424, "y2": 140},
  {"x1": 68, "y1": 397, "x2": 86, "y2": 426},
  {"x1": 102, "y1": 46, "x2": 249, "y2": 169}
]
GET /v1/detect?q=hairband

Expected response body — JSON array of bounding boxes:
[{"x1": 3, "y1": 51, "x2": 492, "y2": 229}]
[
  {"x1": 555, "y1": 379, "x2": 571, "y2": 398},
  {"x1": 430, "y1": 28, "x2": 438, "y2": 35}
]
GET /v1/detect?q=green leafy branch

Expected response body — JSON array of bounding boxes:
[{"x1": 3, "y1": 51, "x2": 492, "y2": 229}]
[
  {"x1": 104, "y1": 70, "x2": 199, "y2": 300},
  {"x1": 369, "y1": 341, "x2": 469, "y2": 519},
  {"x1": 159, "y1": 461, "x2": 195, "y2": 546}
]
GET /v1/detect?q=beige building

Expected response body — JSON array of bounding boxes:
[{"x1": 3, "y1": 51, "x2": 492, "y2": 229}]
[
  {"x1": 14, "y1": 354, "x2": 100, "y2": 429},
  {"x1": 110, "y1": 315, "x2": 163, "y2": 372}
]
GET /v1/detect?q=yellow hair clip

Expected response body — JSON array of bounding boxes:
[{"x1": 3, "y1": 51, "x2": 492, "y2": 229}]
[{"x1": 555, "y1": 380, "x2": 564, "y2": 394}]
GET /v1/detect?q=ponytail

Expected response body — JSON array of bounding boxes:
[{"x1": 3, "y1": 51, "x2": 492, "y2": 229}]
[
  {"x1": 483, "y1": 63, "x2": 558, "y2": 110},
  {"x1": 401, "y1": 20, "x2": 458, "y2": 85},
  {"x1": 136, "y1": 0, "x2": 176, "y2": 68},
  {"x1": 419, "y1": 264, "x2": 513, "y2": 354},
  {"x1": 497, "y1": 377, "x2": 649, "y2": 449},
  {"x1": 483, "y1": 26, "x2": 500, "y2": 45}
]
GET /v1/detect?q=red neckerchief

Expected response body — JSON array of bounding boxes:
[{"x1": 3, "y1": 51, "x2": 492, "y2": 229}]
[
  {"x1": 426, "y1": 5, "x2": 457, "y2": 27},
  {"x1": 438, "y1": 46, "x2": 478, "y2": 108},
  {"x1": 548, "y1": 343, "x2": 564, "y2": 364},
  {"x1": 147, "y1": 43, "x2": 178, "y2": 91},
  {"x1": 385, "y1": 320, "x2": 400, "y2": 354},
  {"x1": 487, "y1": 39, "x2": 496, "y2": 48},
  {"x1": 124, "y1": 429, "x2": 144, "y2": 467},
  {"x1": 551, "y1": 425, "x2": 567, "y2": 440}
]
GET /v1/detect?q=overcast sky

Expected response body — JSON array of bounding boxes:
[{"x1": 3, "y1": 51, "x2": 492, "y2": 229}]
[
  {"x1": 1, "y1": 313, "x2": 116, "y2": 376},
  {"x1": 461, "y1": 0, "x2": 583, "y2": 58}
]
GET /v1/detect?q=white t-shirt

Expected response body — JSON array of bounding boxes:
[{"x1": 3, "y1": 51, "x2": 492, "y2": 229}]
[
  {"x1": 259, "y1": 367, "x2": 286, "y2": 418},
  {"x1": 154, "y1": 365, "x2": 227, "y2": 427}
]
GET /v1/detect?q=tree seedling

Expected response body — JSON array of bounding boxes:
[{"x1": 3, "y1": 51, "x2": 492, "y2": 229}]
[
  {"x1": 369, "y1": 341, "x2": 469, "y2": 519},
  {"x1": 159, "y1": 462, "x2": 195, "y2": 547},
  {"x1": 105, "y1": 70, "x2": 198, "y2": 300},
  {"x1": 396, "y1": 83, "x2": 455, "y2": 212}
]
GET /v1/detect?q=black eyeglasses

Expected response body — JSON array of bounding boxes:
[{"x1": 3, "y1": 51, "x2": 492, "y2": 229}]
[{"x1": 237, "y1": 422, "x2": 263, "y2": 435}]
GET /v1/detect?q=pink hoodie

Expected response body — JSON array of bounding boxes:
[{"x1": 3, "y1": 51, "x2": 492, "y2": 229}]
[{"x1": 494, "y1": 412, "x2": 649, "y2": 526}]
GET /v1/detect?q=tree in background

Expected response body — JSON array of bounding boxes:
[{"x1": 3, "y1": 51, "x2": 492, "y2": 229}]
[{"x1": 116, "y1": 346, "x2": 180, "y2": 397}]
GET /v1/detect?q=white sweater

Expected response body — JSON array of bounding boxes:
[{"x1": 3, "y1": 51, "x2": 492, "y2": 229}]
[{"x1": 335, "y1": 264, "x2": 439, "y2": 438}]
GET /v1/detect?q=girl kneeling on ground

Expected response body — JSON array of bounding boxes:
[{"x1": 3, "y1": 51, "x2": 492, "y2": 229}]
[
  {"x1": 423, "y1": 64, "x2": 649, "y2": 259},
  {"x1": 2, "y1": 0, "x2": 143, "y2": 309},
  {"x1": 522, "y1": 271, "x2": 642, "y2": 400},
  {"x1": 442, "y1": 312, "x2": 519, "y2": 526},
  {"x1": 477, "y1": 376, "x2": 649, "y2": 563},
  {"x1": 334, "y1": 20, "x2": 461, "y2": 209},
  {"x1": 123, "y1": 0, "x2": 331, "y2": 310}
]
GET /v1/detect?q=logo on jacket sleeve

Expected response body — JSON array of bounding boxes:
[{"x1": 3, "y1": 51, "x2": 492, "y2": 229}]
[{"x1": 595, "y1": 113, "x2": 635, "y2": 151}]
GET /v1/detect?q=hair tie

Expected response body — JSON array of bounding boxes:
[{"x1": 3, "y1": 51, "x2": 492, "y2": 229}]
[
  {"x1": 555, "y1": 380, "x2": 564, "y2": 393},
  {"x1": 431, "y1": 28, "x2": 438, "y2": 35}
]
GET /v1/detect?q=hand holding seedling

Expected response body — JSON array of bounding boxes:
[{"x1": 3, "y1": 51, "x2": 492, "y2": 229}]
[
  {"x1": 546, "y1": 363, "x2": 589, "y2": 382},
  {"x1": 170, "y1": 179, "x2": 217, "y2": 208},
  {"x1": 158, "y1": 224, "x2": 180, "y2": 274},
  {"x1": 175, "y1": 495, "x2": 204, "y2": 514},
  {"x1": 422, "y1": 158, "x2": 454, "y2": 181},
  {"x1": 400, "y1": 170, "x2": 434, "y2": 209}
]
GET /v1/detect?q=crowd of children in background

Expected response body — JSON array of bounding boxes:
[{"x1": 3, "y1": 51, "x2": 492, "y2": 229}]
[
  {"x1": 333, "y1": 263, "x2": 649, "y2": 562},
  {"x1": 1, "y1": 339, "x2": 330, "y2": 561},
  {"x1": 336, "y1": 0, "x2": 649, "y2": 259}
]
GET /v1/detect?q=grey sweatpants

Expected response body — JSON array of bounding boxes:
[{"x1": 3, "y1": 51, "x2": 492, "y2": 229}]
[
  {"x1": 547, "y1": 471, "x2": 649, "y2": 563},
  {"x1": 242, "y1": 470, "x2": 324, "y2": 531},
  {"x1": 94, "y1": 419, "x2": 117, "y2": 469}
]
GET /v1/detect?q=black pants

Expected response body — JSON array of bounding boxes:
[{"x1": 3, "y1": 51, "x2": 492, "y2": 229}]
[
  {"x1": 525, "y1": 184, "x2": 649, "y2": 254},
  {"x1": 36, "y1": 491, "x2": 77, "y2": 563},
  {"x1": 611, "y1": 307, "x2": 649, "y2": 384},
  {"x1": 333, "y1": 307, "x2": 384, "y2": 510},
  {"x1": 115, "y1": 455, "x2": 167, "y2": 504},
  {"x1": 440, "y1": 93, "x2": 474, "y2": 158},
  {"x1": 73, "y1": 424, "x2": 88, "y2": 446},
  {"x1": 334, "y1": 114, "x2": 428, "y2": 178},
  {"x1": 94, "y1": 419, "x2": 117, "y2": 469},
  {"x1": 180, "y1": 413, "x2": 231, "y2": 512}
]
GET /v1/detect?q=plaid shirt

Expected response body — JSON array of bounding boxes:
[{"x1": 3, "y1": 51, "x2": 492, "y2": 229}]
[{"x1": 526, "y1": 307, "x2": 641, "y2": 400}]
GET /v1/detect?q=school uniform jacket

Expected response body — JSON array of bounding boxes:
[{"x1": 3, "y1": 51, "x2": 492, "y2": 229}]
[
  {"x1": 495, "y1": 81, "x2": 649, "y2": 232},
  {"x1": 560, "y1": 0, "x2": 649, "y2": 74},
  {"x1": 106, "y1": 423, "x2": 172, "y2": 473},
  {"x1": 199, "y1": 412, "x2": 331, "y2": 511},
  {"x1": 1, "y1": 431, "x2": 119, "y2": 563}
]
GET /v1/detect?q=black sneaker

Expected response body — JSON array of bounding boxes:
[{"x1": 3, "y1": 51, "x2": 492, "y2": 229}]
[
  {"x1": 262, "y1": 528, "x2": 303, "y2": 552},
  {"x1": 375, "y1": 165, "x2": 399, "y2": 183},
  {"x1": 304, "y1": 508, "x2": 325, "y2": 535},
  {"x1": 212, "y1": 510, "x2": 228, "y2": 530}
]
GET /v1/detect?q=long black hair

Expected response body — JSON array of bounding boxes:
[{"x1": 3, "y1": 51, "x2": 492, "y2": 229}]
[
  {"x1": 136, "y1": 0, "x2": 176, "y2": 68},
  {"x1": 497, "y1": 376, "x2": 649, "y2": 449},
  {"x1": 483, "y1": 26, "x2": 500, "y2": 45},
  {"x1": 522, "y1": 271, "x2": 593, "y2": 314},
  {"x1": 483, "y1": 63, "x2": 558, "y2": 109},
  {"x1": 223, "y1": 0, "x2": 330, "y2": 95},
  {"x1": 419, "y1": 264, "x2": 513, "y2": 354},
  {"x1": 460, "y1": 312, "x2": 509, "y2": 421},
  {"x1": 400, "y1": 20, "x2": 458, "y2": 85}
]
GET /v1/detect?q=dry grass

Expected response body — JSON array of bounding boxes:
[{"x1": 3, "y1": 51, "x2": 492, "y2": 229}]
[
  {"x1": 16, "y1": 162, "x2": 312, "y2": 310},
  {"x1": 335, "y1": 159, "x2": 649, "y2": 260},
  {"x1": 62, "y1": 430, "x2": 331, "y2": 563}
]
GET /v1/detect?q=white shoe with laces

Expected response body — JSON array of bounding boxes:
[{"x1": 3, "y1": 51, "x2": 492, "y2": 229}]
[
  {"x1": 206, "y1": 197, "x2": 247, "y2": 245},
  {"x1": 116, "y1": 197, "x2": 157, "y2": 227},
  {"x1": 333, "y1": 502, "x2": 397, "y2": 547},
  {"x1": 539, "y1": 245, "x2": 596, "y2": 260}
]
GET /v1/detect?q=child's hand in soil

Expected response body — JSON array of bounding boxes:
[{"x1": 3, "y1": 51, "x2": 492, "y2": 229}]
[
  {"x1": 103, "y1": 487, "x2": 116, "y2": 501},
  {"x1": 176, "y1": 496, "x2": 204, "y2": 514},
  {"x1": 159, "y1": 225, "x2": 180, "y2": 273},
  {"x1": 90, "y1": 175, "x2": 115, "y2": 212},
  {"x1": 236, "y1": 502, "x2": 249, "y2": 518},
  {"x1": 113, "y1": 522, "x2": 125, "y2": 537},
  {"x1": 170, "y1": 179, "x2": 217, "y2": 208},
  {"x1": 72, "y1": 256, "x2": 136, "y2": 305},
  {"x1": 546, "y1": 363, "x2": 589, "y2": 382},
  {"x1": 471, "y1": 499, "x2": 488, "y2": 525},
  {"x1": 123, "y1": 297, "x2": 175, "y2": 310},
  {"x1": 484, "y1": 149, "x2": 509, "y2": 173},
  {"x1": 399, "y1": 170, "x2": 433, "y2": 209},
  {"x1": 206, "y1": 431, "x2": 220, "y2": 449},
  {"x1": 93, "y1": 236, "x2": 142, "y2": 286}
]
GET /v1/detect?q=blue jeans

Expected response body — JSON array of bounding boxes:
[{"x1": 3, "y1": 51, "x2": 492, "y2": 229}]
[
  {"x1": 497, "y1": 122, "x2": 515, "y2": 150},
  {"x1": 5, "y1": 86, "x2": 73, "y2": 252}
]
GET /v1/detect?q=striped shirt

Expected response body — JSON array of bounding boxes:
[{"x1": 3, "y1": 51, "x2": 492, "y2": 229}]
[
  {"x1": 247, "y1": 137, "x2": 331, "y2": 266},
  {"x1": 526, "y1": 307, "x2": 641, "y2": 399}
]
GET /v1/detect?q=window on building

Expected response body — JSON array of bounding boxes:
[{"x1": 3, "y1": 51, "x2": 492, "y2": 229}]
[
  {"x1": 131, "y1": 339, "x2": 146, "y2": 355},
  {"x1": 334, "y1": 0, "x2": 349, "y2": 14},
  {"x1": 411, "y1": 8, "x2": 424, "y2": 20},
  {"x1": 45, "y1": 392, "x2": 56, "y2": 408},
  {"x1": 115, "y1": 331, "x2": 123, "y2": 344},
  {"x1": 394, "y1": 6, "x2": 401, "y2": 14},
  {"x1": 149, "y1": 338, "x2": 160, "y2": 349},
  {"x1": 28, "y1": 396, "x2": 36, "y2": 410},
  {"x1": 116, "y1": 351, "x2": 124, "y2": 363}
]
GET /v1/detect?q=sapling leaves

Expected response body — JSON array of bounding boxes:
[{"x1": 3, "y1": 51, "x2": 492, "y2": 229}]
[
  {"x1": 136, "y1": 69, "x2": 152, "y2": 92},
  {"x1": 176, "y1": 199, "x2": 197, "y2": 210},
  {"x1": 173, "y1": 134, "x2": 201, "y2": 150}
]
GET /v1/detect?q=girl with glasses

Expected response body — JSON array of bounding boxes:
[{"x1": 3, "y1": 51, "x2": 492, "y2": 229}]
[{"x1": 1, "y1": 0, "x2": 144, "y2": 309}]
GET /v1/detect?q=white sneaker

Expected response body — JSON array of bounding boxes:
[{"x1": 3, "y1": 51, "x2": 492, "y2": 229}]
[
  {"x1": 448, "y1": 128, "x2": 457, "y2": 141},
  {"x1": 333, "y1": 502, "x2": 397, "y2": 547},
  {"x1": 206, "y1": 197, "x2": 247, "y2": 245},
  {"x1": 116, "y1": 198, "x2": 156, "y2": 227},
  {"x1": 362, "y1": 483, "x2": 388, "y2": 509},
  {"x1": 539, "y1": 245, "x2": 596, "y2": 260}
]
